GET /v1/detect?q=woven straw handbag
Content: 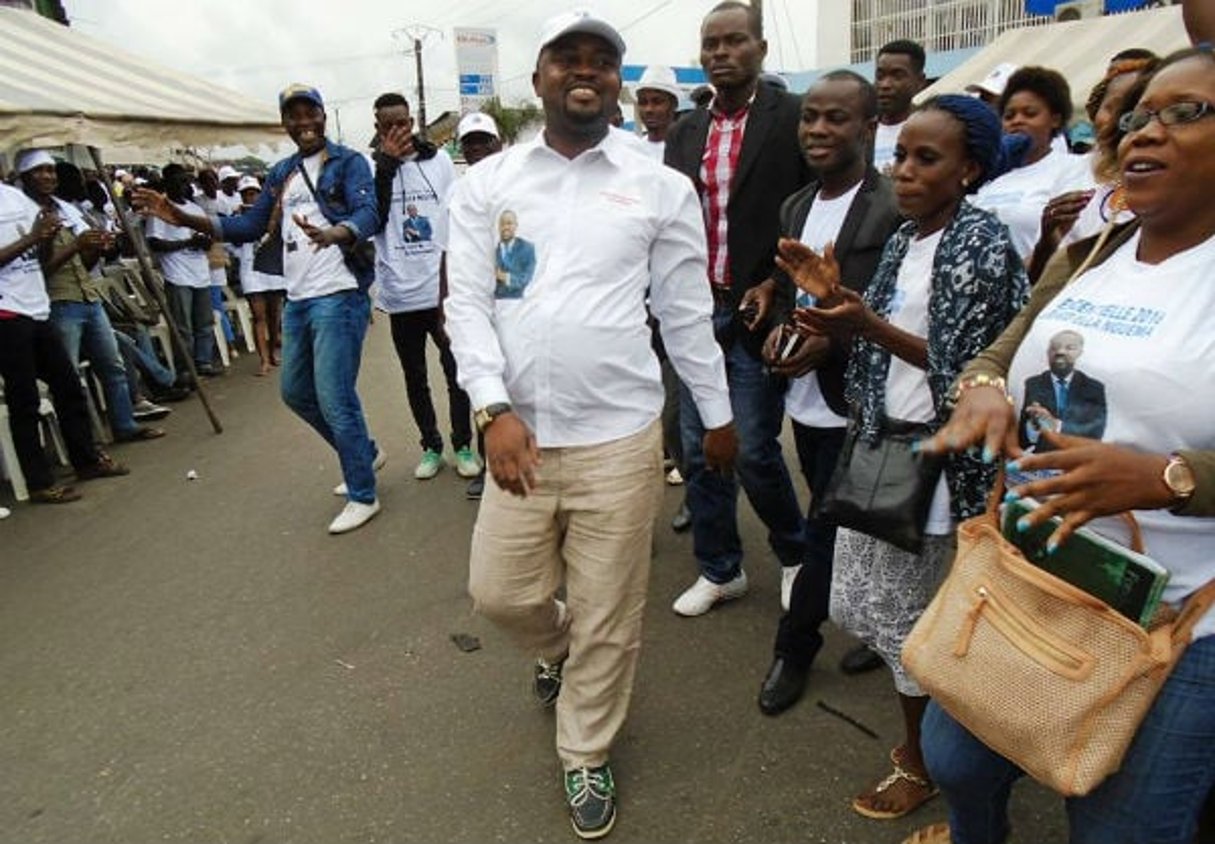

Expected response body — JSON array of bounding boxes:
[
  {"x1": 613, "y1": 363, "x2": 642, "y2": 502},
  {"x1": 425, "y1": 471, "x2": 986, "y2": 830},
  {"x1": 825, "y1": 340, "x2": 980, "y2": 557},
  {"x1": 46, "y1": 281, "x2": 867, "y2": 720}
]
[{"x1": 902, "y1": 502, "x2": 1215, "y2": 796}]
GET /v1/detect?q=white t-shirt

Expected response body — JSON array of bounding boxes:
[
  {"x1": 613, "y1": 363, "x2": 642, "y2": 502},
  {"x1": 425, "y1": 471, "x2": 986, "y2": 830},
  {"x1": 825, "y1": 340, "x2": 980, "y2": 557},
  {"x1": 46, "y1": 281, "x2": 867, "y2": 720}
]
[
  {"x1": 641, "y1": 137, "x2": 666, "y2": 163},
  {"x1": 238, "y1": 240, "x2": 285, "y2": 294},
  {"x1": 146, "y1": 199, "x2": 210, "y2": 289},
  {"x1": 785, "y1": 181, "x2": 862, "y2": 428},
  {"x1": 973, "y1": 147, "x2": 1095, "y2": 262},
  {"x1": 0, "y1": 184, "x2": 51, "y2": 320},
  {"x1": 280, "y1": 152, "x2": 359, "y2": 302},
  {"x1": 1007, "y1": 230, "x2": 1215, "y2": 639},
  {"x1": 373, "y1": 149, "x2": 456, "y2": 313},
  {"x1": 1062, "y1": 181, "x2": 1134, "y2": 247},
  {"x1": 873, "y1": 119, "x2": 906, "y2": 176},
  {"x1": 883, "y1": 227, "x2": 952, "y2": 535}
]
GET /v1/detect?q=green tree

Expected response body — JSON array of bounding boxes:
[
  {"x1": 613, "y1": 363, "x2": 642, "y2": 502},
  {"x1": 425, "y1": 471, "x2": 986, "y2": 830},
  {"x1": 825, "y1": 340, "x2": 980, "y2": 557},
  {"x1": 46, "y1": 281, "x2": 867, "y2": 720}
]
[{"x1": 477, "y1": 97, "x2": 543, "y2": 145}]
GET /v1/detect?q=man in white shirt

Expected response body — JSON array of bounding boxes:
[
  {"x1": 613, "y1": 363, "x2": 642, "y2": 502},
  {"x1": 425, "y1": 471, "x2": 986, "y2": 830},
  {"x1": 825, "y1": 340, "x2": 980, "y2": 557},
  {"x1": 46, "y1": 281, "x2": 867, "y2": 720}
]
[
  {"x1": 633, "y1": 64, "x2": 681, "y2": 162},
  {"x1": 0, "y1": 183, "x2": 129, "y2": 503},
  {"x1": 445, "y1": 11, "x2": 736, "y2": 840},
  {"x1": 371, "y1": 92, "x2": 479, "y2": 482},
  {"x1": 146, "y1": 164, "x2": 219, "y2": 376},
  {"x1": 872, "y1": 39, "x2": 927, "y2": 175}
]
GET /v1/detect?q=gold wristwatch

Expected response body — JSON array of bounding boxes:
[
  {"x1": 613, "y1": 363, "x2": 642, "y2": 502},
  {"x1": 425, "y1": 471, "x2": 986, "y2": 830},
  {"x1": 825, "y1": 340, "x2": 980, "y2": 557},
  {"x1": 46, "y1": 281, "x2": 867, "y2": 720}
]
[
  {"x1": 1163, "y1": 452, "x2": 1196, "y2": 512},
  {"x1": 474, "y1": 403, "x2": 513, "y2": 433}
]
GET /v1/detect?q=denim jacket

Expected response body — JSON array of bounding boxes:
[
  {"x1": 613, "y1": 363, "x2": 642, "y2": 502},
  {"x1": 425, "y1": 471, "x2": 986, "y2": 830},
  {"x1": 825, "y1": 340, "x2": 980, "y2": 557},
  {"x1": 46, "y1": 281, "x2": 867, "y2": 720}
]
[
  {"x1": 214, "y1": 139, "x2": 379, "y2": 286},
  {"x1": 846, "y1": 200, "x2": 1029, "y2": 519}
]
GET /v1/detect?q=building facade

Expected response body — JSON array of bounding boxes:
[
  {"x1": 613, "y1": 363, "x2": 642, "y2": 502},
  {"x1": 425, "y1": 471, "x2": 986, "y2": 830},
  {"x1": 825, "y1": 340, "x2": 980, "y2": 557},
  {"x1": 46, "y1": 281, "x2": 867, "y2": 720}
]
[{"x1": 848, "y1": 0, "x2": 1050, "y2": 63}]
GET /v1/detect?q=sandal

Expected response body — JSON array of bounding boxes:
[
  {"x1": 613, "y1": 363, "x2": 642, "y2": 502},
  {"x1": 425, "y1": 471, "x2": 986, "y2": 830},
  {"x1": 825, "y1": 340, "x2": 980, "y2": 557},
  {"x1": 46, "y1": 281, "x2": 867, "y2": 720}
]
[
  {"x1": 76, "y1": 452, "x2": 130, "y2": 481},
  {"x1": 29, "y1": 484, "x2": 83, "y2": 504},
  {"x1": 851, "y1": 746, "x2": 939, "y2": 820},
  {"x1": 115, "y1": 425, "x2": 166, "y2": 443},
  {"x1": 902, "y1": 823, "x2": 951, "y2": 844}
]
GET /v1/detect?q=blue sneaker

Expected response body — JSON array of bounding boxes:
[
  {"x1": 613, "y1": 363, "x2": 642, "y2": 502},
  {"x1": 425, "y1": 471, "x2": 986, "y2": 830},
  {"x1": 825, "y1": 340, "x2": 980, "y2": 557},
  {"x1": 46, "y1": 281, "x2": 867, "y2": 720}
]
[{"x1": 565, "y1": 765, "x2": 616, "y2": 839}]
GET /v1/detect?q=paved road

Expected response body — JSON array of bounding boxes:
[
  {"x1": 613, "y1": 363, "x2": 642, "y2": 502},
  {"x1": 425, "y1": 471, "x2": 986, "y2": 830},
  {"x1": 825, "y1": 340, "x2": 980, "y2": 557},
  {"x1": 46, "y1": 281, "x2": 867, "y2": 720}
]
[{"x1": 0, "y1": 323, "x2": 1066, "y2": 843}]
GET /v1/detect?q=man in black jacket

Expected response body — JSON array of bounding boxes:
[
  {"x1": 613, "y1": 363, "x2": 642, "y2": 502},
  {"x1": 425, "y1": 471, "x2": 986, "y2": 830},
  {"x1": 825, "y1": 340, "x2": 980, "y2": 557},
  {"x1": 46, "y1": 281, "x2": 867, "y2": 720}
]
[
  {"x1": 757, "y1": 71, "x2": 903, "y2": 714},
  {"x1": 664, "y1": 0, "x2": 813, "y2": 616}
]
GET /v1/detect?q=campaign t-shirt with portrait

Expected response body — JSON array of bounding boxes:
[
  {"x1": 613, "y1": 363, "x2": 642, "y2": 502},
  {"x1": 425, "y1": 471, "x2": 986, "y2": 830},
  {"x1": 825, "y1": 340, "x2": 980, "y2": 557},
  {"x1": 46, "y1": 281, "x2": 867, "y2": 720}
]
[
  {"x1": 279, "y1": 151, "x2": 358, "y2": 302},
  {"x1": 882, "y1": 227, "x2": 952, "y2": 536},
  {"x1": 146, "y1": 199, "x2": 211, "y2": 289},
  {"x1": 1007, "y1": 230, "x2": 1215, "y2": 638},
  {"x1": 373, "y1": 149, "x2": 456, "y2": 313},
  {"x1": 785, "y1": 182, "x2": 861, "y2": 429},
  {"x1": 0, "y1": 184, "x2": 51, "y2": 320},
  {"x1": 973, "y1": 147, "x2": 1095, "y2": 261},
  {"x1": 872, "y1": 119, "x2": 906, "y2": 175}
]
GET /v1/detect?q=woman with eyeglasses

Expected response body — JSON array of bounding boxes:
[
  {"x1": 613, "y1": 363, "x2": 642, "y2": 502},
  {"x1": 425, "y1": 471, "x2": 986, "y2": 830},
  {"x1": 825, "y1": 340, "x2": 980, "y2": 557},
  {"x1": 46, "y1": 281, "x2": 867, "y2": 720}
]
[{"x1": 906, "y1": 47, "x2": 1215, "y2": 844}]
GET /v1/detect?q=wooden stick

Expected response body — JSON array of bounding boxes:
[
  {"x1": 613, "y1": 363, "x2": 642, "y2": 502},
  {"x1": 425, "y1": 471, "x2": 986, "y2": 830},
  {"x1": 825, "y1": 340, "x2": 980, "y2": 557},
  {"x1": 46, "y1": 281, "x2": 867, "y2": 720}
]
[{"x1": 88, "y1": 146, "x2": 223, "y2": 434}]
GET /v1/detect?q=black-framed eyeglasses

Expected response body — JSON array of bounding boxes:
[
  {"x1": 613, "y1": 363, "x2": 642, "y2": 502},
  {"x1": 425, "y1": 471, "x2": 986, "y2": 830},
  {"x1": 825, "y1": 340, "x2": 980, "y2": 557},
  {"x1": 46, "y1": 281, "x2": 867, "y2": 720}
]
[{"x1": 1118, "y1": 100, "x2": 1214, "y2": 133}]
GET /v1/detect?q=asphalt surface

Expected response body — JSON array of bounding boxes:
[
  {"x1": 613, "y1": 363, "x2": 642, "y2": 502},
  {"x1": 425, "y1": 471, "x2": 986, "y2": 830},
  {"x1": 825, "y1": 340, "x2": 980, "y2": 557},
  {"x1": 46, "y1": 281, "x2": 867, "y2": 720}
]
[{"x1": 0, "y1": 322, "x2": 1067, "y2": 844}]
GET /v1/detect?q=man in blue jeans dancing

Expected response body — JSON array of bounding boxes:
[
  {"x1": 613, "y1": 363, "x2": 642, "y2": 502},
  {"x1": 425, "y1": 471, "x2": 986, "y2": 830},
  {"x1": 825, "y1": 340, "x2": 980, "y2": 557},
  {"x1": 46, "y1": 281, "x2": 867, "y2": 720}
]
[{"x1": 135, "y1": 84, "x2": 382, "y2": 534}]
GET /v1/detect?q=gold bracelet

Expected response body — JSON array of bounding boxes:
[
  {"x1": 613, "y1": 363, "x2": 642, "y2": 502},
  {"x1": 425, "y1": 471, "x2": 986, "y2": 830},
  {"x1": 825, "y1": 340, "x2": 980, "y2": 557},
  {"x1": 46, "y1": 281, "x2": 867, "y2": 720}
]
[{"x1": 955, "y1": 373, "x2": 1014, "y2": 407}]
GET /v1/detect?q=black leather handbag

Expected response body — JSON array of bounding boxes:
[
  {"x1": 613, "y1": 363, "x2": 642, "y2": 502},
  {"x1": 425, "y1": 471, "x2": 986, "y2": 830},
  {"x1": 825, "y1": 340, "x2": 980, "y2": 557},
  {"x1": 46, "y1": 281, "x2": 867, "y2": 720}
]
[{"x1": 815, "y1": 417, "x2": 945, "y2": 554}]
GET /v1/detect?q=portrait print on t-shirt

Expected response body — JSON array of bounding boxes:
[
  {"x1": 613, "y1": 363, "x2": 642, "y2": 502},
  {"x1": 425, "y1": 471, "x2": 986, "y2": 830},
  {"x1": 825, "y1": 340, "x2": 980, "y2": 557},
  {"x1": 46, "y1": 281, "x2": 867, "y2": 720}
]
[
  {"x1": 494, "y1": 209, "x2": 536, "y2": 299},
  {"x1": 1019, "y1": 328, "x2": 1108, "y2": 453},
  {"x1": 402, "y1": 203, "x2": 433, "y2": 243}
]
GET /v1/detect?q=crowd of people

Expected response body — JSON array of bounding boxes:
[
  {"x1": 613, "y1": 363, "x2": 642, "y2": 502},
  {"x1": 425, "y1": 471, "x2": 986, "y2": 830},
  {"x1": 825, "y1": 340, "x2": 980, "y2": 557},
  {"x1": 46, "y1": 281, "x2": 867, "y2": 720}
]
[{"x1": 3, "y1": 0, "x2": 1214, "y2": 841}]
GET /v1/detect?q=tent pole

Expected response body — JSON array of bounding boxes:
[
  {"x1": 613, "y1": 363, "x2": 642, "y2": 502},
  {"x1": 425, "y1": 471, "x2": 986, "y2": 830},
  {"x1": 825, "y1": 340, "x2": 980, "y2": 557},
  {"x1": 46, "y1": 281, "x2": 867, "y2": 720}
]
[{"x1": 88, "y1": 146, "x2": 223, "y2": 435}]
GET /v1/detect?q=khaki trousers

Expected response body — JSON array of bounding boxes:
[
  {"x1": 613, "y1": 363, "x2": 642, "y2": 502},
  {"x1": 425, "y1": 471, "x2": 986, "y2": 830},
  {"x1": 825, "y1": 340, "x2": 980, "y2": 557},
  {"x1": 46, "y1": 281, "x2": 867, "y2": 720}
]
[{"x1": 469, "y1": 420, "x2": 663, "y2": 769}]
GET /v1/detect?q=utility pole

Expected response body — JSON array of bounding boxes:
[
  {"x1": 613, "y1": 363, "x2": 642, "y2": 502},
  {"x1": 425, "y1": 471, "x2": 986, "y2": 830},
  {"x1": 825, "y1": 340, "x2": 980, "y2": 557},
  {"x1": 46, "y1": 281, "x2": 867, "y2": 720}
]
[
  {"x1": 753, "y1": 0, "x2": 763, "y2": 35},
  {"x1": 392, "y1": 25, "x2": 442, "y2": 141}
]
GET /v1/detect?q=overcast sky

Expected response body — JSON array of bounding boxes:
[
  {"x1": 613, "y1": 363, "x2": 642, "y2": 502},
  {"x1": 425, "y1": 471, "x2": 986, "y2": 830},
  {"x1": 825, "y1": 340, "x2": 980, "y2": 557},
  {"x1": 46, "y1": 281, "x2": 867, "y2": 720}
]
[{"x1": 61, "y1": 0, "x2": 821, "y2": 155}]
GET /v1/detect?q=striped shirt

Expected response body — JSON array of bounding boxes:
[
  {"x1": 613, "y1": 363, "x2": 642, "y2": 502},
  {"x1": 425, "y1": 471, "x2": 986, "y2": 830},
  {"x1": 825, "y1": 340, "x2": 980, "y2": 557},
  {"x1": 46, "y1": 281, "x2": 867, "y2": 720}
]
[{"x1": 698, "y1": 97, "x2": 752, "y2": 289}]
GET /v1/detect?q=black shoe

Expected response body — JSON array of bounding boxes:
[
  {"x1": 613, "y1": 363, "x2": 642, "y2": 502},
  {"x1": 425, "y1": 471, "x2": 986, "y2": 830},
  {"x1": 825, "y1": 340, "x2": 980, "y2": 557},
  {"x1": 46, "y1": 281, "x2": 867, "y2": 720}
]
[
  {"x1": 565, "y1": 765, "x2": 616, "y2": 840},
  {"x1": 758, "y1": 657, "x2": 808, "y2": 716},
  {"x1": 670, "y1": 502, "x2": 692, "y2": 533},
  {"x1": 465, "y1": 473, "x2": 485, "y2": 500},
  {"x1": 534, "y1": 656, "x2": 564, "y2": 707},
  {"x1": 195, "y1": 363, "x2": 223, "y2": 377},
  {"x1": 149, "y1": 384, "x2": 191, "y2": 403},
  {"x1": 839, "y1": 644, "x2": 884, "y2": 676}
]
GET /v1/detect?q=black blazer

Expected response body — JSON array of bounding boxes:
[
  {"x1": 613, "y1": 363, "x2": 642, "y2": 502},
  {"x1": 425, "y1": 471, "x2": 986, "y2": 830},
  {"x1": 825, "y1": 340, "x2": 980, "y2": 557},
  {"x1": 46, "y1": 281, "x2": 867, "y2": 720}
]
[
  {"x1": 770, "y1": 167, "x2": 902, "y2": 416},
  {"x1": 665, "y1": 82, "x2": 812, "y2": 358}
]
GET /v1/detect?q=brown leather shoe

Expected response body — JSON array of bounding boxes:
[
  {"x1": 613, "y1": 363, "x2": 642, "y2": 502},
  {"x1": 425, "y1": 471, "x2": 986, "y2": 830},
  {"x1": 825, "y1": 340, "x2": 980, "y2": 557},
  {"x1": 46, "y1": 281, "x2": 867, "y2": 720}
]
[
  {"x1": 114, "y1": 425, "x2": 166, "y2": 442},
  {"x1": 75, "y1": 452, "x2": 131, "y2": 481},
  {"x1": 29, "y1": 484, "x2": 83, "y2": 504}
]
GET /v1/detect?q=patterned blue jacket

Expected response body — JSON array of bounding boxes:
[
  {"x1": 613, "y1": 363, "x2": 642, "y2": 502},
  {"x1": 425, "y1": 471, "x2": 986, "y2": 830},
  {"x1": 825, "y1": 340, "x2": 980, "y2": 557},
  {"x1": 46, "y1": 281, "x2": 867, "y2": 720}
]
[{"x1": 846, "y1": 200, "x2": 1029, "y2": 518}]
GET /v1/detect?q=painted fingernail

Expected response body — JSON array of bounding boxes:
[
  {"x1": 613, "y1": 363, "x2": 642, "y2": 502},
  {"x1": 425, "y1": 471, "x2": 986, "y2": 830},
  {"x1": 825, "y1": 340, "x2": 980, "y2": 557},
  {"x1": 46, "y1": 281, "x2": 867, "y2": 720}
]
[
  {"x1": 910, "y1": 440, "x2": 923, "y2": 454},
  {"x1": 1016, "y1": 517, "x2": 1031, "y2": 533},
  {"x1": 982, "y1": 445, "x2": 995, "y2": 464},
  {"x1": 1046, "y1": 539, "x2": 1059, "y2": 555},
  {"x1": 1005, "y1": 460, "x2": 1021, "y2": 473},
  {"x1": 1004, "y1": 490, "x2": 1020, "y2": 503}
]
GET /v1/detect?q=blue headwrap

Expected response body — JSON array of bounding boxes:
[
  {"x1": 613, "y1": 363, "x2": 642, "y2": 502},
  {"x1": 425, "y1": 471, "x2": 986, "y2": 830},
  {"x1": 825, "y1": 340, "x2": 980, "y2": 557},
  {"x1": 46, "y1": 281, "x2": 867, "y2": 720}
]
[{"x1": 923, "y1": 94, "x2": 1008, "y2": 192}]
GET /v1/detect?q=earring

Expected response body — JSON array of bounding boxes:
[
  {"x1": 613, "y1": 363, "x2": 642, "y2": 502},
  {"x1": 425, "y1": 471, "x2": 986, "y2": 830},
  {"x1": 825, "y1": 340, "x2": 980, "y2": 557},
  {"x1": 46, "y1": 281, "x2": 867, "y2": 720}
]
[{"x1": 961, "y1": 177, "x2": 971, "y2": 188}]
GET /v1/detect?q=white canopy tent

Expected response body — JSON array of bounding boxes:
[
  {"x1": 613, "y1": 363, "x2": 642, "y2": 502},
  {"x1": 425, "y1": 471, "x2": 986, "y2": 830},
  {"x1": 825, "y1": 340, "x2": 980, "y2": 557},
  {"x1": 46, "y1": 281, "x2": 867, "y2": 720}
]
[
  {"x1": 918, "y1": 6, "x2": 1189, "y2": 113},
  {"x1": 0, "y1": 6, "x2": 284, "y2": 159}
]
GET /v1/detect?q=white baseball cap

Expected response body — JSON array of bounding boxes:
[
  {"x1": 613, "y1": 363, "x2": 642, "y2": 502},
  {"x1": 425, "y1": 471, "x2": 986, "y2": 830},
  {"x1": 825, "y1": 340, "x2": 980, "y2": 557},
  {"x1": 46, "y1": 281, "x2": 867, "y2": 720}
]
[
  {"x1": 217, "y1": 165, "x2": 241, "y2": 182},
  {"x1": 635, "y1": 65, "x2": 681, "y2": 102},
  {"x1": 237, "y1": 175, "x2": 261, "y2": 192},
  {"x1": 16, "y1": 149, "x2": 55, "y2": 174},
  {"x1": 457, "y1": 112, "x2": 500, "y2": 141},
  {"x1": 967, "y1": 63, "x2": 1019, "y2": 98},
  {"x1": 538, "y1": 10, "x2": 625, "y2": 58}
]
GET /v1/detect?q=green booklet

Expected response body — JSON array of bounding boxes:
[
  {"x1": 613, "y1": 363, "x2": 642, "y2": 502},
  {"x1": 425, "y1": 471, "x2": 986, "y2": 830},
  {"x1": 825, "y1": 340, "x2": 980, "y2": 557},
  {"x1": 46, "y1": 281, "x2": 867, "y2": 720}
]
[{"x1": 1001, "y1": 499, "x2": 1170, "y2": 628}]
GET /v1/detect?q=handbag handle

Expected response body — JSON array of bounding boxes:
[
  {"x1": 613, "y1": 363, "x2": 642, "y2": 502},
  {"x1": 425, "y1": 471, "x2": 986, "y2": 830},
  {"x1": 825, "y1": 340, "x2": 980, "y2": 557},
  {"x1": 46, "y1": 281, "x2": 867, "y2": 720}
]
[{"x1": 987, "y1": 466, "x2": 1145, "y2": 554}]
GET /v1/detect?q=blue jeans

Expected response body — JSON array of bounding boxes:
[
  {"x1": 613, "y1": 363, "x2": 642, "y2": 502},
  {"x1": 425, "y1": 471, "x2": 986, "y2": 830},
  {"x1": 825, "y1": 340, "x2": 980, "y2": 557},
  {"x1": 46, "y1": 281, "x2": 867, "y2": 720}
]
[
  {"x1": 281, "y1": 290, "x2": 378, "y2": 504},
  {"x1": 679, "y1": 306, "x2": 807, "y2": 583},
  {"x1": 115, "y1": 328, "x2": 175, "y2": 395},
  {"x1": 49, "y1": 300, "x2": 139, "y2": 437},
  {"x1": 922, "y1": 633, "x2": 1215, "y2": 844}
]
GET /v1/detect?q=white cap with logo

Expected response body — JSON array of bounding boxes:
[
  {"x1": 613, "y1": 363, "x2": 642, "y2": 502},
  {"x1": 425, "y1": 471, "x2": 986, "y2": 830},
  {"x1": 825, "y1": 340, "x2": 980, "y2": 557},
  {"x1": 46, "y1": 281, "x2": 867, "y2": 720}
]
[
  {"x1": 217, "y1": 165, "x2": 241, "y2": 182},
  {"x1": 237, "y1": 175, "x2": 261, "y2": 192},
  {"x1": 457, "y1": 112, "x2": 500, "y2": 141},
  {"x1": 538, "y1": 9, "x2": 626, "y2": 58},
  {"x1": 635, "y1": 65, "x2": 681, "y2": 102},
  {"x1": 16, "y1": 149, "x2": 55, "y2": 174},
  {"x1": 967, "y1": 62, "x2": 1019, "y2": 98}
]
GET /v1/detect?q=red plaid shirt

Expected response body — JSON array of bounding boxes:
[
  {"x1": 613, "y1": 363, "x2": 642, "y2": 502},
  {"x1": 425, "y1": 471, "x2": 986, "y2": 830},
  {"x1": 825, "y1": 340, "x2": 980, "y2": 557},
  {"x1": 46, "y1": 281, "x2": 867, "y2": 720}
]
[{"x1": 699, "y1": 96, "x2": 752, "y2": 290}]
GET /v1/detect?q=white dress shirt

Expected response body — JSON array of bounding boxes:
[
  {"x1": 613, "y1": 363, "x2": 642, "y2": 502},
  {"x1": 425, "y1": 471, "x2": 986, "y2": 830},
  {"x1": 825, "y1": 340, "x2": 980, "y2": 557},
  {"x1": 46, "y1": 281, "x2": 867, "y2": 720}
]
[{"x1": 445, "y1": 128, "x2": 731, "y2": 448}]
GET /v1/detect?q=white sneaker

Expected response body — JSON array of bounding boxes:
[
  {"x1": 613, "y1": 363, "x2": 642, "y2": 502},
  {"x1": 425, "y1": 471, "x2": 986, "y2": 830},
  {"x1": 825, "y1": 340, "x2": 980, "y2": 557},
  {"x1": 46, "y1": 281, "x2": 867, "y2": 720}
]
[
  {"x1": 665, "y1": 467, "x2": 684, "y2": 486},
  {"x1": 328, "y1": 499, "x2": 381, "y2": 534},
  {"x1": 333, "y1": 448, "x2": 388, "y2": 496},
  {"x1": 672, "y1": 572, "x2": 748, "y2": 617},
  {"x1": 780, "y1": 563, "x2": 802, "y2": 613}
]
